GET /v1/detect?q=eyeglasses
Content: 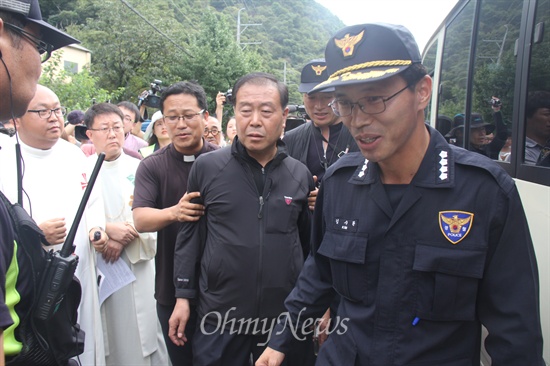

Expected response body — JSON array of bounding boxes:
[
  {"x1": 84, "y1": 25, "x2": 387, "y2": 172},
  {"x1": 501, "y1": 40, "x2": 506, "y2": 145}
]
[
  {"x1": 163, "y1": 110, "x2": 204, "y2": 124},
  {"x1": 87, "y1": 125, "x2": 124, "y2": 135},
  {"x1": 4, "y1": 23, "x2": 54, "y2": 63},
  {"x1": 329, "y1": 84, "x2": 411, "y2": 117},
  {"x1": 27, "y1": 107, "x2": 67, "y2": 119},
  {"x1": 123, "y1": 115, "x2": 135, "y2": 123},
  {"x1": 204, "y1": 127, "x2": 219, "y2": 136}
]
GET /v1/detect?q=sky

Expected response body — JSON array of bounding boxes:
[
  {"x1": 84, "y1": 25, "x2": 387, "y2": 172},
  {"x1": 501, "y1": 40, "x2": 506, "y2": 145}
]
[{"x1": 314, "y1": 0, "x2": 460, "y2": 52}]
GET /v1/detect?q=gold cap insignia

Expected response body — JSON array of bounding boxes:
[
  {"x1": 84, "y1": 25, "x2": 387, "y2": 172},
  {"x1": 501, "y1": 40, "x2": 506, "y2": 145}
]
[
  {"x1": 334, "y1": 30, "x2": 364, "y2": 57},
  {"x1": 311, "y1": 64, "x2": 327, "y2": 76}
]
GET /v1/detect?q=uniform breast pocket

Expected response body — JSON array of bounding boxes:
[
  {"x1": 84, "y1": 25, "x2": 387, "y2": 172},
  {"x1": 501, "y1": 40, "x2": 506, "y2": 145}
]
[
  {"x1": 413, "y1": 244, "x2": 487, "y2": 321},
  {"x1": 317, "y1": 231, "x2": 368, "y2": 303}
]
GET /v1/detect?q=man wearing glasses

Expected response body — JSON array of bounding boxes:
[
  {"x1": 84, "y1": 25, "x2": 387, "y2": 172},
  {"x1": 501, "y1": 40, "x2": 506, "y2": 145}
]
[
  {"x1": 258, "y1": 23, "x2": 543, "y2": 366},
  {"x1": 204, "y1": 116, "x2": 225, "y2": 147},
  {"x1": 83, "y1": 102, "x2": 169, "y2": 365},
  {"x1": 133, "y1": 81, "x2": 218, "y2": 366}
]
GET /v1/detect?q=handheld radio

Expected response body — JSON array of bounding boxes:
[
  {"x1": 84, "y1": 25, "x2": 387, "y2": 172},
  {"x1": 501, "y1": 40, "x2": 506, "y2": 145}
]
[{"x1": 34, "y1": 153, "x2": 105, "y2": 320}]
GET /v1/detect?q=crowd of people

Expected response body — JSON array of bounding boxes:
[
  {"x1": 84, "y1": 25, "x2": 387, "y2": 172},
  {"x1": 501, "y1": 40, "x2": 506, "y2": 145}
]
[{"x1": 0, "y1": 1, "x2": 546, "y2": 366}]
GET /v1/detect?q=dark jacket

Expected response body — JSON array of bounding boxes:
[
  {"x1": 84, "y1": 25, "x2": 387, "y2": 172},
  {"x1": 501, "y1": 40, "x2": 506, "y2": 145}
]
[
  {"x1": 269, "y1": 126, "x2": 543, "y2": 365},
  {"x1": 283, "y1": 121, "x2": 358, "y2": 182},
  {"x1": 174, "y1": 138, "x2": 314, "y2": 330}
]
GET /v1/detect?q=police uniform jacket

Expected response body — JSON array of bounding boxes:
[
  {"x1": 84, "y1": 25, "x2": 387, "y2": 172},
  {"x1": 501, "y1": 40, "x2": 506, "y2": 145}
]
[
  {"x1": 173, "y1": 138, "x2": 314, "y2": 331},
  {"x1": 270, "y1": 126, "x2": 543, "y2": 365}
]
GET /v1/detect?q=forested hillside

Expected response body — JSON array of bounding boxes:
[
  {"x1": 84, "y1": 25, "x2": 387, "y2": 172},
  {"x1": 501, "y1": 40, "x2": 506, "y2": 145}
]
[{"x1": 39, "y1": 0, "x2": 345, "y2": 109}]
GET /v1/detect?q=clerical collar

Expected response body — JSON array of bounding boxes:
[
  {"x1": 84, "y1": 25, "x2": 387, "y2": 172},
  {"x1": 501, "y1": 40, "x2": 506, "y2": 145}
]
[{"x1": 169, "y1": 141, "x2": 214, "y2": 162}]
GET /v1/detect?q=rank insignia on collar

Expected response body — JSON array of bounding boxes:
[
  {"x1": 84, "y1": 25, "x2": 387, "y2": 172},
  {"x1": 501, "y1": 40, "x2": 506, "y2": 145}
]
[
  {"x1": 311, "y1": 64, "x2": 327, "y2": 76},
  {"x1": 438, "y1": 150, "x2": 449, "y2": 182},
  {"x1": 439, "y1": 211, "x2": 474, "y2": 244},
  {"x1": 334, "y1": 30, "x2": 364, "y2": 57},
  {"x1": 357, "y1": 159, "x2": 368, "y2": 178}
]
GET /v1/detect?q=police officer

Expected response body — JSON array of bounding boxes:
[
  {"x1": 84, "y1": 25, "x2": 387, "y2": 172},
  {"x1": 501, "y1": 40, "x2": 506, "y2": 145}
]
[
  {"x1": 284, "y1": 59, "x2": 358, "y2": 185},
  {"x1": 0, "y1": 1, "x2": 106, "y2": 365},
  {"x1": 285, "y1": 59, "x2": 358, "y2": 212},
  {"x1": 257, "y1": 23, "x2": 543, "y2": 366}
]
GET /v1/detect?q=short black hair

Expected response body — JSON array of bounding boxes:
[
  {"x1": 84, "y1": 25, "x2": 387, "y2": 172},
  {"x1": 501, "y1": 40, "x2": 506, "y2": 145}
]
[
  {"x1": 232, "y1": 72, "x2": 288, "y2": 110},
  {"x1": 117, "y1": 101, "x2": 140, "y2": 122},
  {"x1": 401, "y1": 63, "x2": 428, "y2": 89},
  {"x1": 160, "y1": 81, "x2": 208, "y2": 113},
  {"x1": 526, "y1": 90, "x2": 550, "y2": 119},
  {"x1": 84, "y1": 103, "x2": 124, "y2": 128}
]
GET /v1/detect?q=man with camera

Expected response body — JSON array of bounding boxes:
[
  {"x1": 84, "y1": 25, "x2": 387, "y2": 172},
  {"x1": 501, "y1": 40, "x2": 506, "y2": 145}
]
[
  {"x1": 215, "y1": 89, "x2": 232, "y2": 124},
  {"x1": 445, "y1": 97, "x2": 507, "y2": 159}
]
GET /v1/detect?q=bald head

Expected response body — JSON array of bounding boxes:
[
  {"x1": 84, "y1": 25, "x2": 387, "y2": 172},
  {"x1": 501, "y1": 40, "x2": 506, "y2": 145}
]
[{"x1": 16, "y1": 85, "x2": 65, "y2": 150}]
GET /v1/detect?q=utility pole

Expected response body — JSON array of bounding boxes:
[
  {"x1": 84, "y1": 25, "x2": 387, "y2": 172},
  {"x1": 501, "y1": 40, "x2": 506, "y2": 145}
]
[{"x1": 236, "y1": 7, "x2": 261, "y2": 49}]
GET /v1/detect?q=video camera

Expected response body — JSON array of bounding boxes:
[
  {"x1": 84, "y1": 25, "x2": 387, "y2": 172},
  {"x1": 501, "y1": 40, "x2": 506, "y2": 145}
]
[
  {"x1": 285, "y1": 105, "x2": 308, "y2": 133},
  {"x1": 222, "y1": 88, "x2": 233, "y2": 106},
  {"x1": 138, "y1": 80, "x2": 164, "y2": 109}
]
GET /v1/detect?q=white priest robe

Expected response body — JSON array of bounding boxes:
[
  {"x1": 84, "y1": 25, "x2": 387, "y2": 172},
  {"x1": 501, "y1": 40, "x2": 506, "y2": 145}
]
[
  {"x1": 0, "y1": 137, "x2": 106, "y2": 366},
  {"x1": 87, "y1": 152, "x2": 168, "y2": 366}
]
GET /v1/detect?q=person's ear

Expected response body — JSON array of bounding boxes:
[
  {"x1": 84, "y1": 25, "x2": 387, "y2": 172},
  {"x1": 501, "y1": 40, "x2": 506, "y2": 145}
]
[
  {"x1": 416, "y1": 75, "x2": 432, "y2": 109},
  {"x1": 86, "y1": 130, "x2": 93, "y2": 141}
]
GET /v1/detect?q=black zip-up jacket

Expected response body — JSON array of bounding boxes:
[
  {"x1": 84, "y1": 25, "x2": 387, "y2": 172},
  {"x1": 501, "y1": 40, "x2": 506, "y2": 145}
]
[
  {"x1": 283, "y1": 121, "x2": 358, "y2": 183},
  {"x1": 174, "y1": 138, "x2": 314, "y2": 331}
]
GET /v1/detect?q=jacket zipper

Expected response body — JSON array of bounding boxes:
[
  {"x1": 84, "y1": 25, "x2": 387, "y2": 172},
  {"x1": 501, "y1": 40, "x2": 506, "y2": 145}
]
[{"x1": 256, "y1": 166, "x2": 267, "y2": 319}]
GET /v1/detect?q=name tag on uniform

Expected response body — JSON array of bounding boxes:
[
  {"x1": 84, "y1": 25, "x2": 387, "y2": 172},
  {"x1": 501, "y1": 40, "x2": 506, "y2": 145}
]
[{"x1": 332, "y1": 217, "x2": 358, "y2": 233}]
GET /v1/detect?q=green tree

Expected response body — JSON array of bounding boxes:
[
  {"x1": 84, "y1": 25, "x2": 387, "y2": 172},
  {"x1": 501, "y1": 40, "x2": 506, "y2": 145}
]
[
  {"x1": 42, "y1": 0, "x2": 345, "y2": 107},
  {"x1": 40, "y1": 52, "x2": 125, "y2": 112},
  {"x1": 67, "y1": 0, "x2": 191, "y2": 103},
  {"x1": 174, "y1": 9, "x2": 262, "y2": 114}
]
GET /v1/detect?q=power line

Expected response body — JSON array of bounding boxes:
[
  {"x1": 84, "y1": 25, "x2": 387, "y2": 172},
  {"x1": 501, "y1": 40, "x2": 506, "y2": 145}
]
[
  {"x1": 119, "y1": 0, "x2": 193, "y2": 57},
  {"x1": 168, "y1": 0, "x2": 195, "y2": 27}
]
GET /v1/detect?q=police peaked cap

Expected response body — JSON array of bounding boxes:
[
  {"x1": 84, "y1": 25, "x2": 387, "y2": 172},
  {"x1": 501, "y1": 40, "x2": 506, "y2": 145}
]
[
  {"x1": 311, "y1": 23, "x2": 421, "y2": 93},
  {"x1": 298, "y1": 58, "x2": 334, "y2": 93}
]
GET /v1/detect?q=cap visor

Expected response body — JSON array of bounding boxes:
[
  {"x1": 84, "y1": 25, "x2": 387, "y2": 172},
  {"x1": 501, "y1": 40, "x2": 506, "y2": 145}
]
[
  {"x1": 310, "y1": 65, "x2": 409, "y2": 94},
  {"x1": 28, "y1": 19, "x2": 80, "y2": 51},
  {"x1": 299, "y1": 82, "x2": 335, "y2": 94}
]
